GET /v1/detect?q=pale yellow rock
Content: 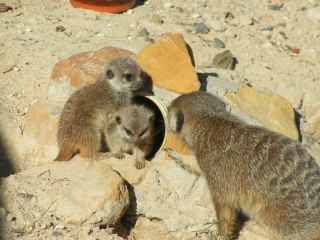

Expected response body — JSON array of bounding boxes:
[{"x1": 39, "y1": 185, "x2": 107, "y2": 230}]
[
  {"x1": 224, "y1": 86, "x2": 299, "y2": 140},
  {"x1": 136, "y1": 34, "x2": 200, "y2": 94}
]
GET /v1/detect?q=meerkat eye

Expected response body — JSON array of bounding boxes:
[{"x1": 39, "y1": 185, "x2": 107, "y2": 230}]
[
  {"x1": 139, "y1": 128, "x2": 147, "y2": 137},
  {"x1": 106, "y1": 69, "x2": 114, "y2": 79},
  {"x1": 125, "y1": 128, "x2": 133, "y2": 136},
  {"x1": 123, "y1": 74, "x2": 133, "y2": 81}
]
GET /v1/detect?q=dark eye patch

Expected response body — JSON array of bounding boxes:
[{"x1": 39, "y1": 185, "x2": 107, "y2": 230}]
[
  {"x1": 139, "y1": 128, "x2": 147, "y2": 137},
  {"x1": 125, "y1": 128, "x2": 133, "y2": 136}
]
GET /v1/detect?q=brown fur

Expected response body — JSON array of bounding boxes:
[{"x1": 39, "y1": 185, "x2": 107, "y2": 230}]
[
  {"x1": 105, "y1": 104, "x2": 154, "y2": 169},
  {"x1": 166, "y1": 91, "x2": 320, "y2": 240},
  {"x1": 55, "y1": 57, "x2": 144, "y2": 161}
]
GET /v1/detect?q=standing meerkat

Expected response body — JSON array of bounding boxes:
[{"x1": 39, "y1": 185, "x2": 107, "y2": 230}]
[
  {"x1": 165, "y1": 91, "x2": 320, "y2": 240},
  {"x1": 105, "y1": 104, "x2": 155, "y2": 169},
  {"x1": 55, "y1": 57, "x2": 144, "y2": 162}
]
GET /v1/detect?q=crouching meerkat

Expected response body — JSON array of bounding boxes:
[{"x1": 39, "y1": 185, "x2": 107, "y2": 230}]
[
  {"x1": 104, "y1": 104, "x2": 155, "y2": 169},
  {"x1": 55, "y1": 57, "x2": 144, "y2": 162},
  {"x1": 165, "y1": 91, "x2": 320, "y2": 240}
]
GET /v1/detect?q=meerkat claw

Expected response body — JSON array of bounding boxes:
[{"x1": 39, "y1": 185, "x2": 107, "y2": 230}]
[{"x1": 135, "y1": 161, "x2": 145, "y2": 170}]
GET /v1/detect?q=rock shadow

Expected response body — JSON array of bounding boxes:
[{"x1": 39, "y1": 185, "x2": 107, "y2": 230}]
[
  {"x1": 294, "y1": 110, "x2": 303, "y2": 142},
  {"x1": 0, "y1": 128, "x2": 14, "y2": 239},
  {"x1": 197, "y1": 72, "x2": 219, "y2": 92}
]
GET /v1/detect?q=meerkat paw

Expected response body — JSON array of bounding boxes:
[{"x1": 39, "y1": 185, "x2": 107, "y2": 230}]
[
  {"x1": 135, "y1": 159, "x2": 145, "y2": 170},
  {"x1": 163, "y1": 148, "x2": 185, "y2": 167},
  {"x1": 113, "y1": 152, "x2": 125, "y2": 160}
]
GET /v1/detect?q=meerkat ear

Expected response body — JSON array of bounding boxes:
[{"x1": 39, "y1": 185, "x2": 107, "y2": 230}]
[
  {"x1": 149, "y1": 115, "x2": 155, "y2": 124},
  {"x1": 176, "y1": 110, "x2": 184, "y2": 132},
  {"x1": 106, "y1": 69, "x2": 114, "y2": 79},
  {"x1": 116, "y1": 116, "x2": 121, "y2": 125}
]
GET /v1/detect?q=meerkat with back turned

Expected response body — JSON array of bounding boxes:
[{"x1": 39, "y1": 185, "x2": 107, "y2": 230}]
[
  {"x1": 55, "y1": 57, "x2": 144, "y2": 162},
  {"x1": 105, "y1": 104, "x2": 155, "y2": 169},
  {"x1": 165, "y1": 91, "x2": 320, "y2": 240}
]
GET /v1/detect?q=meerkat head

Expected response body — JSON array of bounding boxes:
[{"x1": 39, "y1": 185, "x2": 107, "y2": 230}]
[
  {"x1": 168, "y1": 91, "x2": 226, "y2": 134},
  {"x1": 116, "y1": 105, "x2": 155, "y2": 145},
  {"x1": 104, "y1": 57, "x2": 144, "y2": 92}
]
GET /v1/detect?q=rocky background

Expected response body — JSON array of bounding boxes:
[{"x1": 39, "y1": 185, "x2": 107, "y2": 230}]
[{"x1": 0, "y1": 0, "x2": 320, "y2": 239}]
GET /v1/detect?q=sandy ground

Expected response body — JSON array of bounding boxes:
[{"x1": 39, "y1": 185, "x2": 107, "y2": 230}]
[{"x1": 1, "y1": 0, "x2": 320, "y2": 239}]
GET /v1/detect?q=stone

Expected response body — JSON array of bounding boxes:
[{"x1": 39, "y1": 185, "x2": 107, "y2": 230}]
[
  {"x1": 224, "y1": 86, "x2": 299, "y2": 140},
  {"x1": 47, "y1": 47, "x2": 136, "y2": 101},
  {"x1": 238, "y1": 14, "x2": 253, "y2": 26},
  {"x1": 213, "y1": 37, "x2": 226, "y2": 49},
  {"x1": 212, "y1": 50, "x2": 234, "y2": 70},
  {"x1": 195, "y1": 22, "x2": 210, "y2": 34},
  {"x1": 268, "y1": 4, "x2": 282, "y2": 11},
  {"x1": 136, "y1": 34, "x2": 200, "y2": 94},
  {"x1": 206, "y1": 19, "x2": 223, "y2": 31},
  {"x1": 302, "y1": 88, "x2": 320, "y2": 143},
  {"x1": 139, "y1": 28, "x2": 149, "y2": 37},
  {"x1": 1, "y1": 157, "x2": 130, "y2": 227},
  {"x1": 306, "y1": 6, "x2": 320, "y2": 22},
  {"x1": 262, "y1": 15, "x2": 275, "y2": 22},
  {"x1": 22, "y1": 99, "x2": 62, "y2": 146},
  {"x1": 100, "y1": 153, "x2": 216, "y2": 232},
  {"x1": 151, "y1": 14, "x2": 163, "y2": 24}
]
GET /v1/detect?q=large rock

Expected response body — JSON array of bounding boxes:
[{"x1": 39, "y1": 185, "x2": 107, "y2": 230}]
[
  {"x1": 224, "y1": 86, "x2": 299, "y2": 140},
  {"x1": 101, "y1": 153, "x2": 216, "y2": 233},
  {"x1": 1, "y1": 157, "x2": 130, "y2": 229},
  {"x1": 47, "y1": 46, "x2": 136, "y2": 101},
  {"x1": 136, "y1": 34, "x2": 201, "y2": 94},
  {"x1": 22, "y1": 100, "x2": 62, "y2": 146},
  {"x1": 302, "y1": 88, "x2": 320, "y2": 143}
]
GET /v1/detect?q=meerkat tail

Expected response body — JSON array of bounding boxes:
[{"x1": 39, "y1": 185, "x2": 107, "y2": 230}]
[{"x1": 54, "y1": 146, "x2": 75, "y2": 161}]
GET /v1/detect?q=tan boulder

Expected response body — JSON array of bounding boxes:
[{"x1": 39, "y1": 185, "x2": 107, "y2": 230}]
[
  {"x1": 302, "y1": 88, "x2": 320, "y2": 143},
  {"x1": 2, "y1": 157, "x2": 130, "y2": 228},
  {"x1": 136, "y1": 34, "x2": 201, "y2": 94},
  {"x1": 224, "y1": 86, "x2": 299, "y2": 140},
  {"x1": 47, "y1": 46, "x2": 136, "y2": 101},
  {"x1": 22, "y1": 100, "x2": 62, "y2": 146}
]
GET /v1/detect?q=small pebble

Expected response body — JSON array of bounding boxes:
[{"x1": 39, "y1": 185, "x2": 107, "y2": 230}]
[
  {"x1": 129, "y1": 23, "x2": 137, "y2": 28},
  {"x1": 262, "y1": 16, "x2": 274, "y2": 23},
  {"x1": 30, "y1": 99, "x2": 38, "y2": 106},
  {"x1": 94, "y1": 15, "x2": 100, "y2": 20},
  {"x1": 138, "y1": 28, "x2": 149, "y2": 37},
  {"x1": 13, "y1": 67, "x2": 20, "y2": 71},
  {"x1": 192, "y1": 14, "x2": 201, "y2": 19},
  {"x1": 238, "y1": 15, "x2": 253, "y2": 26},
  {"x1": 25, "y1": 28, "x2": 33, "y2": 33},
  {"x1": 195, "y1": 22, "x2": 210, "y2": 34},
  {"x1": 6, "y1": 213, "x2": 13, "y2": 222},
  {"x1": 268, "y1": 5, "x2": 282, "y2": 11},
  {"x1": 55, "y1": 223, "x2": 65, "y2": 229},
  {"x1": 152, "y1": 14, "x2": 163, "y2": 24},
  {"x1": 127, "y1": 9, "x2": 134, "y2": 15},
  {"x1": 55, "y1": 25, "x2": 66, "y2": 32},
  {"x1": 213, "y1": 38, "x2": 226, "y2": 49},
  {"x1": 52, "y1": 231, "x2": 63, "y2": 237},
  {"x1": 0, "y1": 207, "x2": 6, "y2": 218},
  {"x1": 163, "y1": 2, "x2": 172, "y2": 8},
  {"x1": 96, "y1": 33, "x2": 106, "y2": 37}
]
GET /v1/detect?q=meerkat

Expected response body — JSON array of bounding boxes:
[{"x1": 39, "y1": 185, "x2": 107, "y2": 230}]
[
  {"x1": 104, "y1": 104, "x2": 155, "y2": 169},
  {"x1": 165, "y1": 91, "x2": 320, "y2": 240},
  {"x1": 54, "y1": 57, "x2": 144, "y2": 162}
]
